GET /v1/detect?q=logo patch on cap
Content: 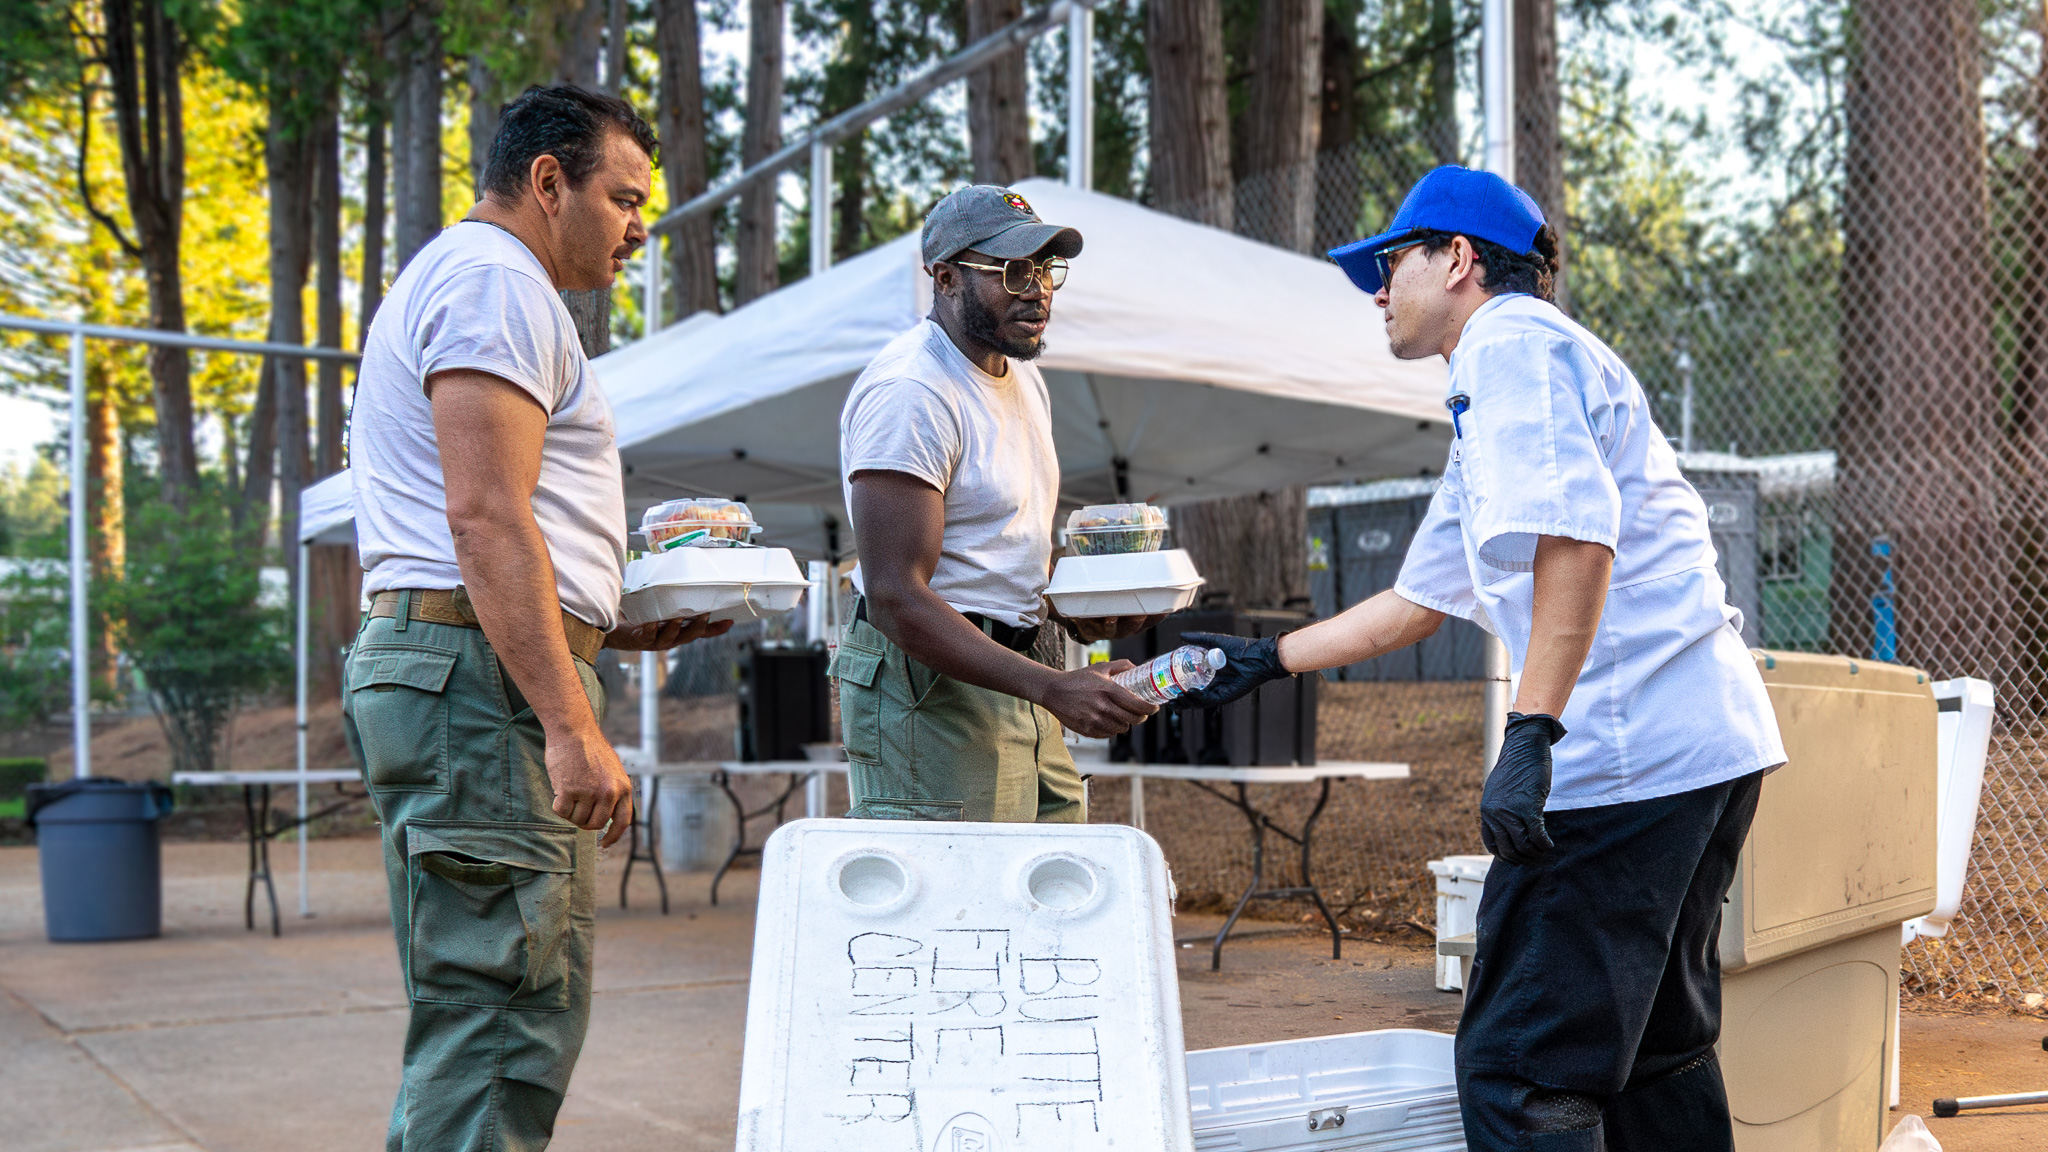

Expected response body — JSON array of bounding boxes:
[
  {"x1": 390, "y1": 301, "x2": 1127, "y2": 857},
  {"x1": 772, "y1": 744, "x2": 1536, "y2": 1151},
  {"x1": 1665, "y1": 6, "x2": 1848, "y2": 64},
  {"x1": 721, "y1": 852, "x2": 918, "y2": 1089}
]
[{"x1": 1003, "y1": 192, "x2": 1031, "y2": 213}]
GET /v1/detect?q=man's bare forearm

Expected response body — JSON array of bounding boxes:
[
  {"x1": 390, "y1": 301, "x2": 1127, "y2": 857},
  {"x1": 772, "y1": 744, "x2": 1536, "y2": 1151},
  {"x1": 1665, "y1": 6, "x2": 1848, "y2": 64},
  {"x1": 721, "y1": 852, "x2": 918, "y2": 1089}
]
[
  {"x1": 1275, "y1": 588, "x2": 1446, "y2": 672},
  {"x1": 1513, "y1": 535, "x2": 1612, "y2": 717},
  {"x1": 865, "y1": 580, "x2": 1064, "y2": 704},
  {"x1": 451, "y1": 509, "x2": 600, "y2": 739}
]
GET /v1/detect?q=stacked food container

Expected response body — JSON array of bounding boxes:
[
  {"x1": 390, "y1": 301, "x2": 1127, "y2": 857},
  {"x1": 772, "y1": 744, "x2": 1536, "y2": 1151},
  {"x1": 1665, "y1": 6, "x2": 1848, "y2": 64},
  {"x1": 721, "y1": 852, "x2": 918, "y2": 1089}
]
[
  {"x1": 1044, "y1": 502, "x2": 1205, "y2": 617},
  {"x1": 618, "y1": 499, "x2": 810, "y2": 625}
]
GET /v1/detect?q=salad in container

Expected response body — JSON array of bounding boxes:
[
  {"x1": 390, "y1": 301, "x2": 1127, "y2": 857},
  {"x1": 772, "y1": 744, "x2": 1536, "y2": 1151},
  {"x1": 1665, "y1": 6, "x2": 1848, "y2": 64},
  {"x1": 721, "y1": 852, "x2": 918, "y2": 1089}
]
[
  {"x1": 1063, "y1": 503, "x2": 1169, "y2": 555},
  {"x1": 638, "y1": 498, "x2": 760, "y2": 551}
]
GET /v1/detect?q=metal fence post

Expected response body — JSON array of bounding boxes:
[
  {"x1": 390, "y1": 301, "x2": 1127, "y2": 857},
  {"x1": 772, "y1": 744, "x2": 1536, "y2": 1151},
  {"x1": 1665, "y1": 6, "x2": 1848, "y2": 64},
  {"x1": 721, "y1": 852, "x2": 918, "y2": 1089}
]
[{"x1": 68, "y1": 327, "x2": 89, "y2": 779}]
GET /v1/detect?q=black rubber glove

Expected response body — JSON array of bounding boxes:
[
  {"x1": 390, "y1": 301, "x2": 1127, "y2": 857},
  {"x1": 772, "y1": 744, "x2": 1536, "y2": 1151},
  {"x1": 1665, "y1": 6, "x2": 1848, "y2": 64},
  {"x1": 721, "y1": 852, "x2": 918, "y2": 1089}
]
[
  {"x1": 1170, "y1": 631, "x2": 1291, "y2": 709},
  {"x1": 1481, "y1": 711, "x2": 1567, "y2": 866}
]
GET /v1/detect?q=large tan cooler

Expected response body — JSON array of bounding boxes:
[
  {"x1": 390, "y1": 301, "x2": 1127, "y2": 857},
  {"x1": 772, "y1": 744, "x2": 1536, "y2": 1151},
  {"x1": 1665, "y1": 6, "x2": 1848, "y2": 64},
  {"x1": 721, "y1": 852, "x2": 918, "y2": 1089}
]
[{"x1": 1720, "y1": 652, "x2": 1938, "y2": 1152}]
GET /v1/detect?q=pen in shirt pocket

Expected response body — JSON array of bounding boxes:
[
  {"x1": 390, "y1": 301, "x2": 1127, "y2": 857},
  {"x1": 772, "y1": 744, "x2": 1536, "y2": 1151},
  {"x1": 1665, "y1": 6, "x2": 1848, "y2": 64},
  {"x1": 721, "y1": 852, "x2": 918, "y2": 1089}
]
[{"x1": 1446, "y1": 392, "x2": 1470, "y2": 439}]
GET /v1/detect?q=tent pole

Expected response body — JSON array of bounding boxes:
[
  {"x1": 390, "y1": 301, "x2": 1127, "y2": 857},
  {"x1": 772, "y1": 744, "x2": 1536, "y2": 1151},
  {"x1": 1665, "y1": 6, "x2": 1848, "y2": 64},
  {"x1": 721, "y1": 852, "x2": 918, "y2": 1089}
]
[
  {"x1": 811, "y1": 139, "x2": 833, "y2": 277},
  {"x1": 297, "y1": 537, "x2": 311, "y2": 917},
  {"x1": 1479, "y1": 0, "x2": 1513, "y2": 777},
  {"x1": 68, "y1": 328, "x2": 89, "y2": 780},
  {"x1": 1066, "y1": 2, "x2": 1094, "y2": 190}
]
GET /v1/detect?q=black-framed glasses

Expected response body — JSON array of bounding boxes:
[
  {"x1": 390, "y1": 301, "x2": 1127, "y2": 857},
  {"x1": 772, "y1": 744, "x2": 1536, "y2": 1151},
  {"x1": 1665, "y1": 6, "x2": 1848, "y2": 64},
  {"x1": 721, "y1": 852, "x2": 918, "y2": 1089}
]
[
  {"x1": 1374, "y1": 238, "x2": 1429, "y2": 288},
  {"x1": 951, "y1": 256, "x2": 1070, "y2": 294}
]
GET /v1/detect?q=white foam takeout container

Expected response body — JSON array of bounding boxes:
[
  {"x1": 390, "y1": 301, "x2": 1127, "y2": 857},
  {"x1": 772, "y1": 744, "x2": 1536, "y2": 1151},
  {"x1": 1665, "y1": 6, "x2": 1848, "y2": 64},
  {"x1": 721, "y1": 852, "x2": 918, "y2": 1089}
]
[
  {"x1": 619, "y1": 546, "x2": 809, "y2": 626},
  {"x1": 1045, "y1": 549, "x2": 1204, "y2": 618}
]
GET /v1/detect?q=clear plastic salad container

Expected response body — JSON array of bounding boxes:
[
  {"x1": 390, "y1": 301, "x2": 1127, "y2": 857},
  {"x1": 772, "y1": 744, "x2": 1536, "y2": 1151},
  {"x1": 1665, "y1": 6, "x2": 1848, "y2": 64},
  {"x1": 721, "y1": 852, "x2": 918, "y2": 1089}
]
[
  {"x1": 638, "y1": 498, "x2": 760, "y2": 551},
  {"x1": 1064, "y1": 503, "x2": 1169, "y2": 555}
]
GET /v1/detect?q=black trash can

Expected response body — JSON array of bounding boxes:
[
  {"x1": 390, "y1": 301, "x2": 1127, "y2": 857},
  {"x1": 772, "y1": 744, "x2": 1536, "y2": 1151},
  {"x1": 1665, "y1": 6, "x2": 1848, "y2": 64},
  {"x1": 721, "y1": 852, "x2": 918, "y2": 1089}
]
[{"x1": 27, "y1": 778, "x2": 174, "y2": 942}]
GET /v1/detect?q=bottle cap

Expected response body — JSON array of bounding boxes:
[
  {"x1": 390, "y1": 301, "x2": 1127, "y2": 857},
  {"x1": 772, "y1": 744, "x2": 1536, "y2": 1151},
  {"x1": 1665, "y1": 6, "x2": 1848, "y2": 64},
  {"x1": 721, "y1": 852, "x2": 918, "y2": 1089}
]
[{"x1": 1206, "y1": 648, "x2": 1227, "y2": 669}]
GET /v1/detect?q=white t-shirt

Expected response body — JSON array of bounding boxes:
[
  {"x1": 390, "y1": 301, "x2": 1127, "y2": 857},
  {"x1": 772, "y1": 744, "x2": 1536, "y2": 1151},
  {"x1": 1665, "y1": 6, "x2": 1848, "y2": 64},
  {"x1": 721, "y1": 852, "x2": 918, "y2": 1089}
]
[
  {"x1": 350, "y1": 221, "x2": 627, "y2": 630},
  {"x1": 1394, "y1": 293, "x2": 1786, "y2": 809},
  {"x1": 840, "y1": 319, "x2": 1060, "y2": 628}
]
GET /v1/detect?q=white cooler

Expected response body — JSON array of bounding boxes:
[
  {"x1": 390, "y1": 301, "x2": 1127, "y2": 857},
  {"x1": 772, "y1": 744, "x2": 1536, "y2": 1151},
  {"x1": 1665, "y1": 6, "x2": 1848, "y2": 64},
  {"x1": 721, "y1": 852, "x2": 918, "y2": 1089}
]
[{"x1": 1186, "y1": 1029, "x2": 1466, "y2": 1151}]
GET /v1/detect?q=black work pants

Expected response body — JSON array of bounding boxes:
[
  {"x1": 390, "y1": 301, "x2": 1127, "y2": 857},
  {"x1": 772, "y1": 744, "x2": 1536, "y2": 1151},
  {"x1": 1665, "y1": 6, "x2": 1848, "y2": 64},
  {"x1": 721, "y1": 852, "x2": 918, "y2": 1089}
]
[{"x1": 1456, "y1": 770, "x2": 1764, "y2": 1152}]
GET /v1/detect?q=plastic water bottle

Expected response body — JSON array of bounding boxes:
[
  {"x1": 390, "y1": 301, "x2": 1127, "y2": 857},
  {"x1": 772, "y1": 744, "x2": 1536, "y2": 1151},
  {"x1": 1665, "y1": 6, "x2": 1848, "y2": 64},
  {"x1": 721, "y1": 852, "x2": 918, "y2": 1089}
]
[{"x1": 1112, "y1": 645, "x2": 1227, "y2": 705}]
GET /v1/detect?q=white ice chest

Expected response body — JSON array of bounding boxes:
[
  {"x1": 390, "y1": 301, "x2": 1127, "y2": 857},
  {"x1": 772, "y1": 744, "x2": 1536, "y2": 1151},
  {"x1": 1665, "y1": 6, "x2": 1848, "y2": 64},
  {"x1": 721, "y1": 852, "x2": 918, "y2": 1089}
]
[{"x1": 736, "y1": 819, "x2": 1194, "y2": 1152}]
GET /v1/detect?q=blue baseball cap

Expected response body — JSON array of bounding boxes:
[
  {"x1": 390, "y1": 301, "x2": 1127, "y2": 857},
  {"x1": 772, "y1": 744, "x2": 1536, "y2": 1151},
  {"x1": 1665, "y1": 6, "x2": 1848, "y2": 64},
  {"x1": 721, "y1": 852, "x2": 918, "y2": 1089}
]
[{"x1": 1328, "y1": 166, "x2": 1547, "y2": 294}]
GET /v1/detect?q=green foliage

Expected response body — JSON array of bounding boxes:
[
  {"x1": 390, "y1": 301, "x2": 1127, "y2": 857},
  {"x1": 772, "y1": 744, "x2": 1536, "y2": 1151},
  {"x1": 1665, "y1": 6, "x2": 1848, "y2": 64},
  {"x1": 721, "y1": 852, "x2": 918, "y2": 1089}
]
[
  {"x1": 0, "y1": 757, "x2": 47, "y2": 798},
  {"x1": 101, "y1": 486, "x2": 286, "y2": 775},
  {"x1": 0, "y1": 0, "x2": 78, "y2": 108},
  {"x1": 0, "y1": 557, "x2": 71, "y2": 730},
  {"x1": 0, "y1": 457, "x2": 68, "y2": 559}
]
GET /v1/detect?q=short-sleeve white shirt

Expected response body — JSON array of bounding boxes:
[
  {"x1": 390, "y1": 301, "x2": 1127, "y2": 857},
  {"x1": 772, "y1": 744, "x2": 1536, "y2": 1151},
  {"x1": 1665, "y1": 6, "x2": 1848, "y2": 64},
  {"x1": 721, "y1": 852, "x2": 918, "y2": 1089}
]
[
  {"x1": 840, "y1": 320, "x2": 1060, "y2": 628},
  {"x1": 350, "y1": 221, "x2": 627, "y2": 630},
  {"x1": 1394, "y1": 294, "x2": 1785, "y2": 809}
]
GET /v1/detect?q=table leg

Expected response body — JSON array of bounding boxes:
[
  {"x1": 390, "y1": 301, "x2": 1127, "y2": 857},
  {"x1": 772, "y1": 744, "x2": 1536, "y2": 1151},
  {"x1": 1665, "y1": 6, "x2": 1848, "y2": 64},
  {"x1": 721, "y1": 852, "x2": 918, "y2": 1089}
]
[
  {"x1": 1129, "y1": 776, "x2": 1146, "y2": 831},
  {"x1": 1213, "y1": 781, "x2": 1267, "y2": 971},
  {"x1": 649, "y1": 775, "x2": 669, "y2": 915},
  {"x1": 805, "y1": 770, "x2": 825, "y2": 818},
  {"x1": 710, "y1": 770, "x2": 747, "y2": 907},
  {"x1": 1299, "y1": 777, "x2": 1340, "y2": 959},
  {"x1": 257, "y1": 784, "x2": 280, "y2": 938},
  {"x1": 242, "y1": 785, "x2": 259, "y2": 932}
]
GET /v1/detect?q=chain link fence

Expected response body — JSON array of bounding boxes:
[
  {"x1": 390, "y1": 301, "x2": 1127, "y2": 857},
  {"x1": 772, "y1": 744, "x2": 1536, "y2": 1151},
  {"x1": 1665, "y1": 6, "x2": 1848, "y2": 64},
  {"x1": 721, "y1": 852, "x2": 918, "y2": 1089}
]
[{"x1": 1149, "y1": 7, "x2": 2048, "y2": 1008}]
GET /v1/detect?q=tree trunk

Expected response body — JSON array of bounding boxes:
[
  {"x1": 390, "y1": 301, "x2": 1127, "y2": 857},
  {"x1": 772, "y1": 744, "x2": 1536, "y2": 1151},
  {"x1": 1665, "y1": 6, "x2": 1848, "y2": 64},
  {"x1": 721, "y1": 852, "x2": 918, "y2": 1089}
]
[
  {"x1": 392, "y1": 4, "x2": 444, "y2": 271},
  {"x1": 1313, "y1": 0, "x2": 1362, "y2": 256},
  {"x1": 315, "y1": 106, "x2": 345, "y2": 478},
  {"x1": 2011, "y1": 18, "x2": 2048, "y2": 448},
  {"x1": 965, "y1": 0, "x2": 1031, "y2": 186},
  {"x1": 1513, "y1": 0, "x2": 1565, "y2": 305},
  {"x1": 88, "y1": 367, "x2": 124, "y2": 695},
  {"x1": 736, "y1": 0, "x2": 784, "y2": 304},
  {"x1": 820, "y1": 1, "x2": 874, "y2": 262},
  {"x1": 1171, "y1": 488, "x2": 1311, "y2": 612},
  {"x1": 1834, "y1": 0, "x2": 2003, "y2": 686},
  {"x1": 103, "y1": 0, "x2": 198, "y2": 505},
  {"x1": 604, "y1": 0, "x2": 628, "y2": 95},
  {"x1": 1240, "y1": 0, "x2": 1321, "y2": 252},
  {"x1": 560, "y1": 289, "x2": 611, "y2": 359},
  {"x1": 468, "y1": 56, "x2": 500, "y2": 198},
  {"x1": 557, "y1": 0, "x2": 607, "y2": 88},
  {"x1": 1146, "y1": 0, "x2": 1232, "y2": 229},
  {"x1": 359, "y1": 105, "x2": 387, "y2": 339},
  {"x1": 655, "y1": 0, "x2": 719, "y2": 318},
  {"x1": 1428, "y1": 0, "x2": 1457, "y2": 166},
  {"x1": 265, "y1": 95, "x2": 318, "y2": 575}
]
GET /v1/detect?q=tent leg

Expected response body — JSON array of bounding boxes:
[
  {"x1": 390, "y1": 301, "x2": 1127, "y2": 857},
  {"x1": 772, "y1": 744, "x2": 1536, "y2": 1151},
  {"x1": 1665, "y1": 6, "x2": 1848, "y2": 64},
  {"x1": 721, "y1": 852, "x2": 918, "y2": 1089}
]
[{"x1": 297, "y1": 538, "x2": 311, "y2": 918}]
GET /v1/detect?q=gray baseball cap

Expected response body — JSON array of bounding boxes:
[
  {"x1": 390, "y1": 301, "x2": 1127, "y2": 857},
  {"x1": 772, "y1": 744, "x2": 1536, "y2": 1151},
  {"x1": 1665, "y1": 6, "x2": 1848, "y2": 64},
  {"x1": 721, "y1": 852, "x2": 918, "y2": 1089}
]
[{"x1": 921, "y1": 185, "x2": 1084, "y2": 267}]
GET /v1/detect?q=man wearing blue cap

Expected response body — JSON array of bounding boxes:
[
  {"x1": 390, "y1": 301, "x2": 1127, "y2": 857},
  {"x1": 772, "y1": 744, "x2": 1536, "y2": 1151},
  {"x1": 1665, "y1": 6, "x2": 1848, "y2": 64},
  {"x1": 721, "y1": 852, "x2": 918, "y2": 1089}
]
[{"x1": 1178, "y1": 166, "x2": 1784, "y2": 1151}]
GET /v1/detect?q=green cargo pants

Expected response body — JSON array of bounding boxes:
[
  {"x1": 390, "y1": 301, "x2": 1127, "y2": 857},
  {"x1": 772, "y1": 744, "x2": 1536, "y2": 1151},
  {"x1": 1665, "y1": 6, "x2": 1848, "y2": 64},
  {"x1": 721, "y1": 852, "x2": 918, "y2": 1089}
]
[
  {"x1": 828, "y1": 611, "x2": 1085, "y2": 823},
  {"x1": 341, "y1": 604, "x2": 604, "y2": 1152}
]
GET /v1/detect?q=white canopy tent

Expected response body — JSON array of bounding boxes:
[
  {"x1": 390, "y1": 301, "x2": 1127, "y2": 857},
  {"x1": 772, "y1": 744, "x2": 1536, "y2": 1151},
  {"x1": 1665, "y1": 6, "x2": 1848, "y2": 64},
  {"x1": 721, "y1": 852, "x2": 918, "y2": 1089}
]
[
  {"x1": 599, "y1": 178, "x2": 1453, "y2": 559},
  {"x1": 289, "y1": 471, "x2": 358, "y2": 915}
]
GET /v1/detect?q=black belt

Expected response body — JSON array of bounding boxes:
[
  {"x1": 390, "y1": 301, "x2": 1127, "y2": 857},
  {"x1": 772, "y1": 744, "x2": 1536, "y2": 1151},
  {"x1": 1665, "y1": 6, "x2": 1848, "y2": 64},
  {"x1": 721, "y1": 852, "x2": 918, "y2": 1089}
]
[{"x1": 853, "y1": 596, "x2": 1041, "y2": 654}]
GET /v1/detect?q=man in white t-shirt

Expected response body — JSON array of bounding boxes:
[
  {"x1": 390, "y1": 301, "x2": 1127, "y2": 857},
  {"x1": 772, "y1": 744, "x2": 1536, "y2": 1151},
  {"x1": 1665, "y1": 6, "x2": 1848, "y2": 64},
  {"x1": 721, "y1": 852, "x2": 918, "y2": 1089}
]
[
  {"x1": 343, "y1": 86, "x2": 727, "y2": 1151},
  {"x1": 831, "y1": 186, "x2": 1158, "y2": 822}
]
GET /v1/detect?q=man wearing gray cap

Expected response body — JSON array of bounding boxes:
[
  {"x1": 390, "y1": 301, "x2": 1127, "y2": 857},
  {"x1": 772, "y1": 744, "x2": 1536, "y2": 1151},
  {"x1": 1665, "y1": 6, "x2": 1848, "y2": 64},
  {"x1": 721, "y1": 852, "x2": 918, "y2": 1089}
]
[{"x1": 830, "y1": 185, "x2": 1161, "y2": 822}]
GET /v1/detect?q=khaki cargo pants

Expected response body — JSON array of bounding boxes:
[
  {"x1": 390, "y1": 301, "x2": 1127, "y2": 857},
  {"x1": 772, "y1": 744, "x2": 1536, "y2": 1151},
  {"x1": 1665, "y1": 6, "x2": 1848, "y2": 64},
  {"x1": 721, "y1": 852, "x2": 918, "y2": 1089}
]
[
  {"x1": 342, "y1": 605, "x2": 604, "y2": 1152},
  {"x1": 828, "y1": 613, "x2": 1085, "y2": 822}
]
